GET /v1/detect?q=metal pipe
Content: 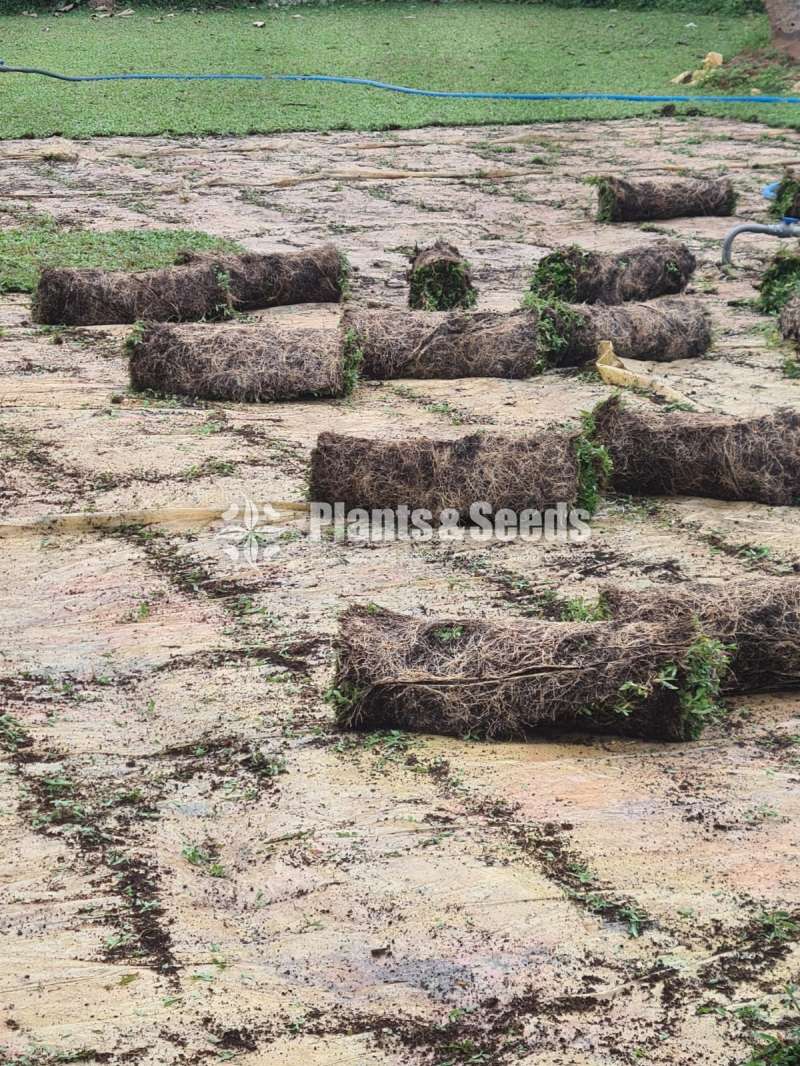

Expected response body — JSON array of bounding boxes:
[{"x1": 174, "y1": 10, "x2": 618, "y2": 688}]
[{"x1": 722, "y1": 222, "x2": 800, "y2": 266}]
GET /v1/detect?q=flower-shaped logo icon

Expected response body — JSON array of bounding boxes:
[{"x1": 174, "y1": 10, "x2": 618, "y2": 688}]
[{"x1": 216, "y1": 497, "x2": 284, "y2": 566}]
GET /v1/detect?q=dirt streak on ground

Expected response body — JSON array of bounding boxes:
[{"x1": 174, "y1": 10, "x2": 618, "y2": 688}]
[{"x1": 1, "y1": 117, "x2": 799, "y2": 1065}]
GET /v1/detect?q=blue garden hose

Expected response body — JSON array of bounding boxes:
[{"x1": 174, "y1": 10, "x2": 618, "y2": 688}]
[{"x1": 2, "y1": 61, "x2": 800, "y2": 105}]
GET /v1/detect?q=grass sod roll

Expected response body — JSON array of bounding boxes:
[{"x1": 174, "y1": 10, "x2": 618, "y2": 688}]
[
  {"x1": 594, "y1": 395, "x2": 800, "y2": 506},
  {"x1": 347, "y1": 298, "x2": 709, "y2": 382},
  {"x1": 779, "y1": 295, "x2": 800, "y2": 343},
  {"x1": 770, "y1": 173, "x2": 800, "y2": 221},
  {"x1": 528, "y1": 241, "x2": 696, "y2": 304},
  {"x1": 127, "y1": 321, "x2": 358, "y2": 402},
  {"x1": 408, "y1": 241, "x2": 477, "y2": 311},
  {"x1": 594, "y1": 176, "x2": 736, "y2": 222},
  {"x1": 330, "y1": 606, "x2": 731, "y2": 742},
  {"x1": 33, "y1": 244, "x2": 347, "y2": 325},
  {"x1": 310, "y1": 414, "x2": 612, "y2": 519},
  {"x1": 759, "y1": 251, "x2": 800, "y2": 315},
  {"x1": 528, "y1": 297, "x2": 711, "y2": 366},
  {"x1": 342, "y1": 308, "x2": 540, "y2": 379},
  {"x1": 600, "y1": 578, "x2": 800, "y2": 694}
]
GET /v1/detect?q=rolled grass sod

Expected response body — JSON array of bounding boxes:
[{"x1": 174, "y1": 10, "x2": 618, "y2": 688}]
[
  {"x1": 309, "y1": 423, "x2": 611, "y2": 519},
  {"x1": 593, "y1": 395, "x2": 800, "y2": 506},
  {"x1": 594, "y1": 176, "x2": 737, "y2": 222},
  {"x1": 528, "y1": 242, "x2": 696, "y2": 304},
  {"x1": 343, "y1": 308, "x2": 540, "y2": 380},
  {"x1": 127, "y1": 321, "x2": 357, "y2": 402},
  {"x1": 347, "y1": 299, "x2": 709, "y2": 382},
  {"x1": 407, "y1": 241, "x2": 476, "y2": 312},
  {"x1": 33, "y1": 244, "x2": 346, "y2": 325},
  {"x1": 600, "y1": 577, "x2": 800, "y2": 694},
  {"x1": 759, "y1": 251, "x2": 800, "y2": 315},
  {"x1": 330, "y1": 605, "x2": 731, "y2": 742},
  {"x1": 779, "y1": 295, "x2": 800, "y2": 342},
  {"x1": 770, "y1": 172, "x2": 800, "y2": 220},
  {"x1": 527, "y1": 297, "x2": 711, "y2": 366}
]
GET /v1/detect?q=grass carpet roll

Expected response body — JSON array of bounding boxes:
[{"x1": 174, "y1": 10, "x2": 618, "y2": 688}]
[
  {"x1": 528, "y1": 241, "x2": 696, "y2": 304},
  {"x1": 779, "y1": 295, "x2": 800, "y2": 343},
  {"x1": 343, "y1": 308, "x2": 539, "y2": 379},
  {"x1": 600, "y1": 578, "x2": 800, "y2": 694},
  {"x1": 539, "y1": 298, "x2": 711, "y2": 366},
  {"x1": 346, "y1": 299, "x2": 709, "y2": 381},
  {"x1": 33, "y1": 244, "x2": 346, "y2": 325},
  {"x1": 595, "y1": 176, "x2": 736, "y2": 222},
  {"x1": 309, "y1": 423, "x2": 610, "y2": 517},
  {"x1": 593, "y1": 396, "x2": 800, "y2": 506},
  {"x1": 759, "y1": 251, "x2": 800, "y2": 315},
  {"x1": 770, "y1": 172, "x2": 800, "y2": 221},
  {"x1": 408, "y1": 240, "x2": 477, "y2": 311},
  {"x1": 128, "y1": 322, "x2": 352, "y2": 402},
  {"x1": 331, "y1": 606, "x2": 730, "y2": 741}
]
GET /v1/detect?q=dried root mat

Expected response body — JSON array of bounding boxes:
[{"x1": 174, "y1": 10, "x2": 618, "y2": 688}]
[
  {"x1": 310, "y1": 420, "x2": 612, "y2": 518},
  {"x1": 330, "y1": 606, "x2": 731, "y2": 742},
  {"x1": 594, "y1": 176, "x2": 736, "y2": 222},
  {"x1": 32, "y1": 244, "x2": 347, "y2": 326},
  {"x1": 600, "y1": 578, "x2": 800, "y2": 694},
  {"x1": 342, "y1": 308, "x2": 540, "y2": 379},
  {"x1": 536, "y1": 297, "x2": 711, "y2": 366},
  {"x1": 528, "y1": 241, "x2": 696, "y2": 304},
  {"x1": 407, "y1": 240, "x2": 477, "y2": 311},
  {"x1": 759, "y1": 251, "x2": 800, "y2": 315},
  {"x1": 593, "y1": 396, "x2": 800, "y2": 506},
  {"x1": 128, "y1": 322, "x2": 355, "y2": 402}
]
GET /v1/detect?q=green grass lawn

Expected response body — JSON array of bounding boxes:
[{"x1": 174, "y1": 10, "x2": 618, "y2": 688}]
[
  {"x1": 0, "y1": 217, "x2": 241, "y2": 292},
  {"x1": 0, "y1": 2, "x2": 784, "y2": 139}
]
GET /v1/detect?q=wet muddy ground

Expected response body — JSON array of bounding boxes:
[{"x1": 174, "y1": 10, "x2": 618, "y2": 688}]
[{"x1": 1, "y1": 116, "x2": 799, "y2": 1064}]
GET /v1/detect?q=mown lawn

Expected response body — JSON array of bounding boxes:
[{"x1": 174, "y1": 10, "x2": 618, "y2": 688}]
[
  {"x1": 0, "y1": 217, "x2": 242, "y2": 292},
  {"x1": 0, "y1": 2, "x2": 782, "y2": 139}
]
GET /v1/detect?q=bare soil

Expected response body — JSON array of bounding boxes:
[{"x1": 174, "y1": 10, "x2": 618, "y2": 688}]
[{"x1": 1, "y1": 117, "x2": 800, "y2": 1065}]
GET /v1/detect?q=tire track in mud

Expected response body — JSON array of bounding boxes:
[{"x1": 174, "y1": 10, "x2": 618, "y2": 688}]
[
  {"x1": 0, "y1": 525, "x2": 313, "y2": 1005},
  {"x1": 1, "y1": 709, "x2": 180, "y2": 981},
  {"x1": 307, "y1": 739, "x2": 800, "y2": 1062}
]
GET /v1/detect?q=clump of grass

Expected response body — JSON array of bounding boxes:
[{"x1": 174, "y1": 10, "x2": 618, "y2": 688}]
[
  {"x1": 744, "y1": 1030, "x2": 800, "y2": 1066},
  {"x1": 574, "y1": 408, "x2": 613, "y2": 515},
  {"x1": 771, "y1": 176, "x2": 800, "y2": 221},
  {"x1": 0, "y1": 215, "x2": 242, "y2": 294},
  {"x1": 520, "y1": 291, "x2": 583, "y2": 371},
  {"x1": 338, "y1": 250, "x2": 352, "y2": 302},
  {"x1": 0, "y1": 712, "x2": 32, "y2": 753},
  {"x1": 676, "y1": 632, "x2": 732, "y2": 740},
  {"x1": 594, "y1": 630, "x2": 730, "y2": 739},
  {"x1": 757, "y1": 909, "x2": 800, "y2": 944},
  {"x1": 758, "y1": 252, "x2": 800, "y2": 315},
  {"x1": 434, "y1": 624, "x2": 466, "y2": 642},
  {"x1": 341, "y1": 327, "x2": 364, "y2": 396},
  {"x1": 527, "y1": 247, "x2": 584, "y2": 302},
  {"x1": 560, "y1": 597, "x2": 610, "y2": 622},
  {"x1": 408, "y1": 255, "x2": 477, "y2": 312},
  {"x1": 325, "y1": 678, "x2": 367, "y2": 721},
  {"x1": 592, "y1": 177, "x2": 617, "y2": 223},
  {"x1": 181, "y1": 841, "x2": 226, "y2": 878}
]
